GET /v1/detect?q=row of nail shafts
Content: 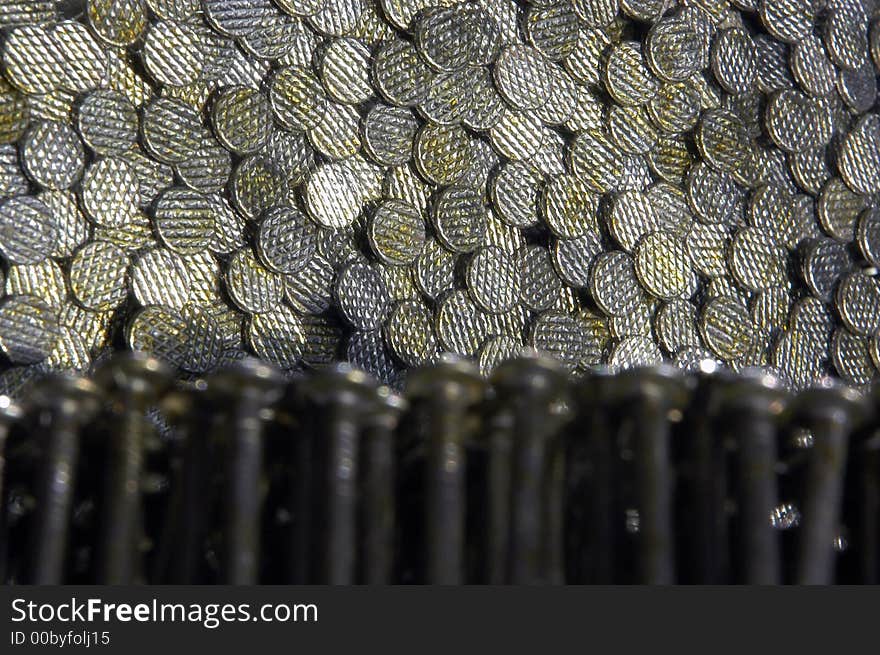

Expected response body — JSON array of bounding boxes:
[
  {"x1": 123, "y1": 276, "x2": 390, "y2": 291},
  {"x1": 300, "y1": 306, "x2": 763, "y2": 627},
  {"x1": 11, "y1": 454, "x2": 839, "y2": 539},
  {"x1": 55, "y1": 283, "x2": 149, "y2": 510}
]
[{"x1": 0, "y1": 351, "x2": 878, "y2": 584}]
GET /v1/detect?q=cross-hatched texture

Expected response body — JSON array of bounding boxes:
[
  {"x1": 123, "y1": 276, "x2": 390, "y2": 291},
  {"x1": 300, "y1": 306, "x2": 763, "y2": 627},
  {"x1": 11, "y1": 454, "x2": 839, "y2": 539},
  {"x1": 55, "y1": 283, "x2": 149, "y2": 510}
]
[
  {"x1": 69, "y1": 241, "x2": 129, "y2": 311},
  {"x1": 336, "y1": 261, "x2": 391, "y2": 331},
  {"x1": 369, "y1": 199, "x2": 425, "y2": 266},
  {"x1": 0, "y1": 294, "x2": 61, "y2": 363}
]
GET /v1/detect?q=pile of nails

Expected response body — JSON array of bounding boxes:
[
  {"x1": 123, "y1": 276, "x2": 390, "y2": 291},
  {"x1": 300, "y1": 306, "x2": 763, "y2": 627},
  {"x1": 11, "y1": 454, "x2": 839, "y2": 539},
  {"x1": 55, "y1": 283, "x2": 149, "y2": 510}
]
[{"x1": 0, "y1": 350, "x2": 878, "y2": 585}]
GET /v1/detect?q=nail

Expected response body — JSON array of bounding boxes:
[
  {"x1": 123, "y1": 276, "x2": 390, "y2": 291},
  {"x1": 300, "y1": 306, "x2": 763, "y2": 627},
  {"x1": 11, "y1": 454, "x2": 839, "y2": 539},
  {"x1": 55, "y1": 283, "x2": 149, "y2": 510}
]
[
  {"x1": 483, "y1": 391, "x2": 514, "y2": 584},
  {"x1": 0, "y1": 394, "x2": 21, "y2": 505},
  {"x1": 362, "y1": 386, "x2": 406, "y2": 584},
  {"x1": 305, "y1": 363, "x2": 377, "y2": 584},
  {"x1": 855, "y1": 387, "x2": 880, "y2": 583},
  {"x1": 151, "y1": 384, "x2": 207, "y2": 583},
  {"x1": 542, "y1": 414, "x2": 568, "y2": 585},
  {"x1": 0, "y1": 394, "x2": 23, "y2": 584},
  {"x1": 407, "y1": 356, "x2": 484, "y2": 584},
  {"x1": 674, "y1": 360, "x2": 730, "y2": 583},
  {"x1": 26, "y1": 373, "x2": 100, "y2": 584},
  {"x1": 571, "y1": 367, "x2": 617, "y2": 583},
  {"x1": 610, "y1": 365, "x2": 690, "y2": 584},
  {"x1": 718, "y1": 367, "x2": 787, "y2": 584},
  {"x1": 209, "y1": 358, "x2": 284, "y2": 585},
  {"x1": 795, "y1": 379, "x2": 865, "y2": 584},
  {"x1": 835, "y1": 416, "x2": 878, "y2": 584},
  {"x1": 276, "y1": 377, "x2": 310, "y2": 584},
  {"x1": 94, "y1": 353, "x2": 171, "y2": 584},
  {"x1": 491, "y1": 352, "x2": 569, "y2": 584}
]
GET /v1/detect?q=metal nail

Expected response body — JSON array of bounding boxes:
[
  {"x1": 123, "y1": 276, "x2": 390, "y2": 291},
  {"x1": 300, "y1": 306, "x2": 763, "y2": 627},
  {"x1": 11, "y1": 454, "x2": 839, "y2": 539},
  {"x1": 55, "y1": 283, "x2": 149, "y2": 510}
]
[
  {"x1": 276, "y1": 376, "x2": 310, "y2": 584},
  {"x1": 305, "y1": 364, "x2": 377, "y2": 584},
  {"x1": 209, "y1": 358, "x2": 284, "y2": 585},
  {"x1": 542, "y1": 412, "x2": 568, "y2": 585},
  {"x1": 680, "y1": 360, "x2": 729, "y2": 584},
  {"x1": 151, "y1": 384, "x2": 208, "y2": 583},
  {"x1": 93, "y1": 352, "x2": 172, "y2": 584},
  {"x1": 0, "y1": 395, "x2": 21, "y2": 501},
  {"x1": 0, "y1": 394, "x2": 23, "y2": 584},
  {"x1": 795, "y1": 379, "x2": 865, "y2": 584},
  {"x1": 407, "y1": 356, "x2": 484, "y2": 584},
  {"x1": 362, "y1": 386, "x2": 406, "y2": 585},
  {"x1": 491, "y1": 352, "x2": 569, "y2": 584},
  {"x1": 483, "y1": 389, "x2": 514, "y2": 584},
  {"x1": 854, "y1": 385, "x2": 880, "y2": 583},
  {"x1": 609, "y1": 365, "x2": 690, "y2": 584},
  {"x1": 571, "y1": 367, "x2": 618, "y2": 584},
  {"x1": 26, "y1": 373, "x2": 100, "y2": 584},
  {"x1": 718, "y1": 367, "x2": 788, "y2": 584}
]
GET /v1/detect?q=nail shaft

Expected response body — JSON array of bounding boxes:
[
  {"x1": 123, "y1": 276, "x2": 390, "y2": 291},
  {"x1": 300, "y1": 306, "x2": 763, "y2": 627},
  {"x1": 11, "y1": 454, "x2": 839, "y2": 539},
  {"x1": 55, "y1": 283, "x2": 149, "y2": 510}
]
[
  {"x1": 174, "y1": 417, "x2": 209, "y2": 583},
  {"x1": 796, "y1": 385, "x2": 862, "y2": 584},
  {"x1": 150, "y1": 392, "x2": 191, "y2": 582},
  {"x1": 211, "y1": 360, "x2": 284, "y2": 585},
  {"x1": 318, "y1": 404, "x2": 360, "y2": 584},
  {"x1": 685, "y1": 374, "x2": 729, "y2": 583},
  {"x1": 306, "y1": 366, "x2": 376, "y2": 584},
  {"x1": 612, "y1": 367, "x2": 689, "y2": 585},
  {"x1": 587, "y1": 404, "x2": 616, "y2": 583},
  {"x1": 717, "y1": 370, "x2": 787, "y2": 584},
  {"x1": 485, "y1": 407, "x2": 513, "y2": 584},
  {"x1": 736, "y1": 412, "x2": 781, "y2": 583},
  {"x1": 576, "y1": 373, "x2": 616, "y2": 583},
  {"x1": 425, "y1": 408, "x2": 466, "y2": 583},
  {"x1": 288, "y1": 414, "x2": 312, "y2": 584},
  {"x1": 858, "y1": 436, "x2": 879, "y2": 583},
  {"x1": 362, "y1": 389, "x2": 405, "y2": 585},
  {"x1": 508, "y1": 404, "x2": 548, "y2": 583},
  {"x1": 98, "y1": 410, "x2": 147, "y2": 583},
  {"x1": 94, "y1": 354, "x2": 171, "y2": 584},
  {"x1": 409, "y1": 358, "x2": 483, "y2": 584},
  {"x1": 542, "y1": 439, "x2": 565, "y2": 585},
  {"x1": 0, "y1": 396, "x2": 22, "y2": 584},
  {"x1": 492, "y1": 355, "x2": 568, "y2": 585},
  {"x1": 224, "y1": 403, "x2": 264, "y2": 584},
  {"x1": 633, "y1": 398, "x2": 674, "y2": 584},
  {"x1": 29, "y1": 419, "x2": 80, "y2": 583}
]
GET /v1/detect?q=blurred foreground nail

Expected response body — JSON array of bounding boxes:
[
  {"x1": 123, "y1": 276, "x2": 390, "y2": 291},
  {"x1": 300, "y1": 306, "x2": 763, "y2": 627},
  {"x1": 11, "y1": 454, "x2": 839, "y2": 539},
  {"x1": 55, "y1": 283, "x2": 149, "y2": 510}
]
[
  {"x1": 94, "y1": 353, "x2": 171, "y2": 584},
  {"x1": 362, "y1": 386, "x2": 406, "y2": 584},
  {"x1": 718, "y1": 368, "x2": 787, "y2": 584},
  {"x1": 491, "y1": 353, "x2": 569, "y2": 584},
  {"x1": 152, "y1": 385, "x2": 209, "y2": 583},
  {"x1": 609, "y1": 365, "x2": 690, "y2": 584},
  {"x1": 27, "y1": 373, "x2": 99, "y2": 584},
  {"x1": 570, "y1": 368, "x2": 617, "y2": 583},
  {"x1": 0, "y1": 394, "x2": 22, "y2": 583},
  {"x1": 681, "y1": 360, "x2": 729, "y2": 583},
  {"x1": 305, "y1": 364, "x2": 376, "y2": 584},
  {"x1": 795, "y1": 380, "x2": 865, "y2": 584},
  {"x1": 408, "y1": 356, "x2": 484, "y2": 584},
  {"x1": 209, "y1": 358, "x2": 284, "y2": 585}
]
